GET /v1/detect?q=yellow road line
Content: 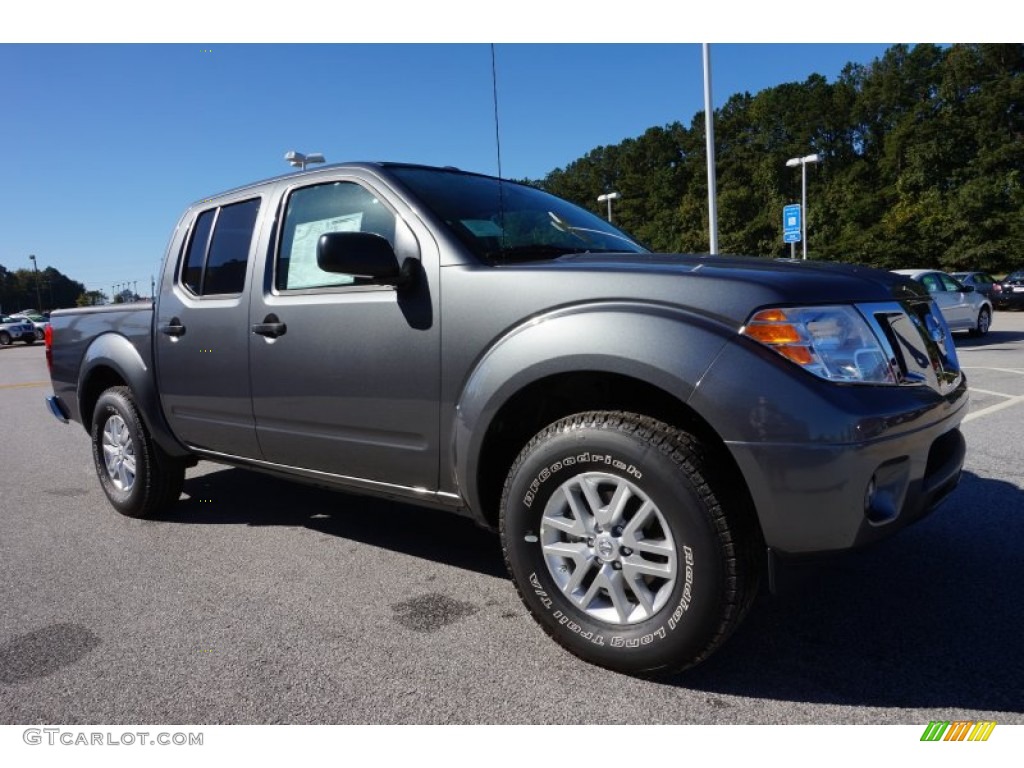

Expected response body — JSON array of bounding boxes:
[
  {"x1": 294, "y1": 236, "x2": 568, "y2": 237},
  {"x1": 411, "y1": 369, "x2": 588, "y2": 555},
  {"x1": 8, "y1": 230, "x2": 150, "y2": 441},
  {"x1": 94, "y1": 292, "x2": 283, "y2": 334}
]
[{"x1": 0, "y1": 381, "x2": 50, "y2": 390}]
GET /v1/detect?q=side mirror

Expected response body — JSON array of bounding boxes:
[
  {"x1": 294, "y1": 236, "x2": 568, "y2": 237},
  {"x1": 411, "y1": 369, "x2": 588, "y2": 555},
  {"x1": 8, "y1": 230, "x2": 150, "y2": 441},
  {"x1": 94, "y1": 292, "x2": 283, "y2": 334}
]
[
  {"x1": 317, "y1": 232, "x2": 401, "y2": 283},
  {"x1": 962, "y1": 284, "x2": 975, "y2": 293}
]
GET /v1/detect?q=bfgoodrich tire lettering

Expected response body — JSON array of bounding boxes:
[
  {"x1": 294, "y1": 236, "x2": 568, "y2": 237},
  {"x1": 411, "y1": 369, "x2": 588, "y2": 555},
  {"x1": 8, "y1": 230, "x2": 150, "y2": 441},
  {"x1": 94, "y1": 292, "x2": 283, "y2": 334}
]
[
  {"x1": 500, "y1": 411, "x2": 759, "y2": 674},
  {"x1": 90, "y1": 386, "x2": 185, "y2": 519}
]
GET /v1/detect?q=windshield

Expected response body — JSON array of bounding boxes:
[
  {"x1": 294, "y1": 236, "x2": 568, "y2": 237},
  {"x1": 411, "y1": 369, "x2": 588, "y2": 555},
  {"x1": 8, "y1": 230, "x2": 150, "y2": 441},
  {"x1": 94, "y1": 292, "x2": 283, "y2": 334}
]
[
  {"x1": 1007, "y1": 271, "x2": 1024, "y2": 281},
  {"x1": 389, "y1": 167, "x2": 647, "y2": 263}
]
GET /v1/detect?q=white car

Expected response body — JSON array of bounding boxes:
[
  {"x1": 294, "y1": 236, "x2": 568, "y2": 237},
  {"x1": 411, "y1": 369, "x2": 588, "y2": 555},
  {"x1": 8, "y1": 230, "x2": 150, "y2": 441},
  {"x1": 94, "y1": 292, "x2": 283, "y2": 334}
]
[
  {"x1": 10, "y1": 314, "x2": 47, "y2": 340},
  {"x1": 0, "y1": 315, "x2": 38, "y2": 345},
  {"x1": 892, "y1": 269, "x2": 993, "y2": 337}
]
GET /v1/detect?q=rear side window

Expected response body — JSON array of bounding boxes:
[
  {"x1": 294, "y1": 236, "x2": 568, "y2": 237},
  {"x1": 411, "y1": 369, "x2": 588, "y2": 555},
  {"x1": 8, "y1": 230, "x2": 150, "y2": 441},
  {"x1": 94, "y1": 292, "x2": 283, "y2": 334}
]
[
  {"x1": 920, "y1": 273, "x2": 943, "y2": 294},
  {"x1": 180, "y1": 198, "x2": 261, "y2": 296}
]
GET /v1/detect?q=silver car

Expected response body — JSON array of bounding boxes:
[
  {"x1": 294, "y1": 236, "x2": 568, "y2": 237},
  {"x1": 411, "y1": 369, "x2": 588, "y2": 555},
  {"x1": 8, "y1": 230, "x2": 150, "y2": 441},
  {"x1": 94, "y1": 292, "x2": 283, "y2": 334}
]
[
  {"x1": 893, "y1": 269, "x2": 993, "y2": 336},
  {"x1": 0, "y1": 315, "x2": 38, "y2": 345}
]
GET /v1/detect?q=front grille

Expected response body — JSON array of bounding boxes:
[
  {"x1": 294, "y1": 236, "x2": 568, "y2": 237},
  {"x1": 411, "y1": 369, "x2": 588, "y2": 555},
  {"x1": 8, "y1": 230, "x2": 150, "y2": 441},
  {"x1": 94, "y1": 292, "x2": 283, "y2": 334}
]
[{"x1": 860, "y1": 300, "x2": 963, "y2": 395}]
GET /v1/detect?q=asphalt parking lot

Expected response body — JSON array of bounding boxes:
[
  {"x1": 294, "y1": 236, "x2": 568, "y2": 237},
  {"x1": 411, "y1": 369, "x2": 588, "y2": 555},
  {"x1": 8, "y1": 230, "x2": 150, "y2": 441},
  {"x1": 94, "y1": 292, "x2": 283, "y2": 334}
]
[{"x1": 1, "y1": 313, "x2": 1022, "y2": 725}]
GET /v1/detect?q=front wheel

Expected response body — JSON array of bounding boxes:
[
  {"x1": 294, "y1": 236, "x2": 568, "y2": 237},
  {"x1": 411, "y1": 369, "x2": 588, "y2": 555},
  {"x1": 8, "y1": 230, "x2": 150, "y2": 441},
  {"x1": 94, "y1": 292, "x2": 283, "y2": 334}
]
[
  {"x1": 969, "y1": 307, "x2": 991, "y2": 337},
  {"x1": 91, "y1": 386, "x2": 185, "y2": 518},
  {"x1": 500, "y1": 411, "x2": 760, "y2": 675},
  {"x1": 0, "y1": 331, "x2": 10, "y2": 346}
]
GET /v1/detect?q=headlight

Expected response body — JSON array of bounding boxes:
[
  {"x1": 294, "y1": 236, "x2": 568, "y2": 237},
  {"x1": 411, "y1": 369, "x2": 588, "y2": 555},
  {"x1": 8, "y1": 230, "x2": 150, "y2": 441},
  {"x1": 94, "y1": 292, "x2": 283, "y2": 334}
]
[{"x1": 740, "y1": 305, "x2": 897, "y2": 384}]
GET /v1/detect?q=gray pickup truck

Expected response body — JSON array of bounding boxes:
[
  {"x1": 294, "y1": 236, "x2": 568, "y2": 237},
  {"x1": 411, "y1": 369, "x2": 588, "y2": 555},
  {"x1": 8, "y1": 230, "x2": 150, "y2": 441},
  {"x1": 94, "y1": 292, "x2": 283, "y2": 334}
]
[{"x1": 45, "y1": 162, "x2": 968, "y2": 674}]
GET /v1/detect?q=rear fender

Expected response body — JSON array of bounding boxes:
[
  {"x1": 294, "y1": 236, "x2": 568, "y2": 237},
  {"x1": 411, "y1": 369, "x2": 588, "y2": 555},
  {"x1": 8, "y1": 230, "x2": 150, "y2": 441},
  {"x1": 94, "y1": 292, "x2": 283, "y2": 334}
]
[{"x1": 79, "y1": 333, "x2": 190, "y2": 458}]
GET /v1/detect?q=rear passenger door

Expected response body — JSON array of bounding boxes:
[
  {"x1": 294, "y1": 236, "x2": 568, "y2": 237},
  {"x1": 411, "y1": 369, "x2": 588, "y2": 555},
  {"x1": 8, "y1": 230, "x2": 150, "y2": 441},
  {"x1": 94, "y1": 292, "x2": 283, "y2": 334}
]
[{"x1": 156, "y1": 194, "x2": 265, "y2": 458}]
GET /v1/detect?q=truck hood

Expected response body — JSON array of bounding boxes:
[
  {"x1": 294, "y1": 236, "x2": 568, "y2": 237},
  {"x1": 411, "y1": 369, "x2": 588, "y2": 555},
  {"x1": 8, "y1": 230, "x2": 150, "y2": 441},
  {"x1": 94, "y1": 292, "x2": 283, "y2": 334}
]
[{"x1": 506, "y1": 253, "x2": 926, "y2": 325}]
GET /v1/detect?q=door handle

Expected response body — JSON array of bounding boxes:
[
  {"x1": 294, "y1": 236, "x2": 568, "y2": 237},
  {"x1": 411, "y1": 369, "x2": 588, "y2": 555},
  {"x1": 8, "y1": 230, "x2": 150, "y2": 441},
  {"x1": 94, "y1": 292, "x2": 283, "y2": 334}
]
[
  {"x1": 160, "y1": 318, "x2": 186, "y2": 337},
  {"x1": 252, "y1": 314, "x2": 287, "y2": 339}
]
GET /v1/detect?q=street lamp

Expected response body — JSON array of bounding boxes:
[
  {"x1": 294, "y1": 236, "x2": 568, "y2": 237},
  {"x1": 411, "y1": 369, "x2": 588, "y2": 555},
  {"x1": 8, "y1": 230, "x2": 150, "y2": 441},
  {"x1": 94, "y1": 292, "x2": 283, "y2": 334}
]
[
  {"x1": 28, "y1": 254, "x2": 43, "y2": 311},
  {"x1": 284, "y1": 151, "x2": 325, "y2": 171},
  {"x1": 597, "y1": 191, "x2": 621, "y2": 223},
  {"x1": 785, "y1": 153, "x2": 822, "y2": 259}
]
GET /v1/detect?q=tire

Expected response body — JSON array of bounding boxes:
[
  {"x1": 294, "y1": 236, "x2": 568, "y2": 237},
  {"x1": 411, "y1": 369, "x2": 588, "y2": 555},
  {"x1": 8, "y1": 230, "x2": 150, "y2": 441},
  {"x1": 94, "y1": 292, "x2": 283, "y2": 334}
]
[
  {"x1": 34, "y1": 328, "x2": 44, "y2": 340},
  {"x1": 23, "y1": 337, "x2": 34, "y2": 346},
  {"x1": 500, "y1": 411, "x2": 760, "y2": 675},
  {"x1": 0, "y1": 331, "x2": 10, "y2": 346},
  {"x1": 90, "y1": 386, "x2": 185, "y2": 518},
  {"x1": 969, "y1": 307, "x2": 991, "y2": 337}
]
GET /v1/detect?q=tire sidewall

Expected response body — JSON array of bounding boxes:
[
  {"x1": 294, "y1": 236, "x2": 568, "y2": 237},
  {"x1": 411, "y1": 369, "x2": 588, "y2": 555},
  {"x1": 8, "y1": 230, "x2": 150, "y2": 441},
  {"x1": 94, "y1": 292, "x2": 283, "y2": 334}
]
[{"x1": 502, "y1": 420, "x2": 729, "y2": 673}]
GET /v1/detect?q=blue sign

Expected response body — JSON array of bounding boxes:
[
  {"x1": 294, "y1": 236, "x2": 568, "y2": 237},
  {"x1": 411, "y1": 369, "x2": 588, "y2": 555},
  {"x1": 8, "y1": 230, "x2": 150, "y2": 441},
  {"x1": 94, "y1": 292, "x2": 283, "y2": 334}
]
[{"x1": 783, "y1": 204, "x2": 801, "y2": 242}]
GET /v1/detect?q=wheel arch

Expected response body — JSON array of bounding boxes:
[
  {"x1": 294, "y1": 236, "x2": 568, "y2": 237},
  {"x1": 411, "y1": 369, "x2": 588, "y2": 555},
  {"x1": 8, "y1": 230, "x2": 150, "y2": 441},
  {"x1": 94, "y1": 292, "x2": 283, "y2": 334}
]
[
  {"x1": 78, "y1": 333, "x2": 190, "y2": 459},
  {"x1": 451, "y1": 307, "x2": 757, "y2": 535}
]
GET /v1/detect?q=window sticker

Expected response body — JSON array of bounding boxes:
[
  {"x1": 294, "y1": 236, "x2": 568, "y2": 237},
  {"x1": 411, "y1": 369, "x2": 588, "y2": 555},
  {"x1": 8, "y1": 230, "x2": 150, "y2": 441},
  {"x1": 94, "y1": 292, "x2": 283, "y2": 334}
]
[
  {"x1": 461, "y1": 219, "x2": 504, "y2": 237},
  {"x1": 287, "y1": 212, "x2": 363, "y2": 289}
]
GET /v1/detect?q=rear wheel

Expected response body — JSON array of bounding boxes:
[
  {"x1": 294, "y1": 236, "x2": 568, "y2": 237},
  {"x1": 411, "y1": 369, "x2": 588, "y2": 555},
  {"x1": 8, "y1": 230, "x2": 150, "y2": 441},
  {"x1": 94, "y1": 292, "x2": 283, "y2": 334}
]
[
  {"x1": 91, "y1": 386, "x2": 185, "y2": 518},
  {"x1": 500, "y1": 411, "x2": 760, "y2": 675},
  {"x1": 0, "y1": 331, "x2": 10, "y2": 346}
]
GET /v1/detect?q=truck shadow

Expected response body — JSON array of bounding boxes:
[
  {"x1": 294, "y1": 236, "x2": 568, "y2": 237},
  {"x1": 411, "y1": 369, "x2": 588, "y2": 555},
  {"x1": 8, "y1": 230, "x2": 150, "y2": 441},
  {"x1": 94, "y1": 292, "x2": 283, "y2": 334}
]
[
  {"x1": 669, "y1": 470, "x2": 1024, "y2": 714},
  {"x1": 166, "y1": 466, "x2": 1022, "y2": 714},
  {"x1": 166, "y1": 467, "x2": 507, "y2": 579}
]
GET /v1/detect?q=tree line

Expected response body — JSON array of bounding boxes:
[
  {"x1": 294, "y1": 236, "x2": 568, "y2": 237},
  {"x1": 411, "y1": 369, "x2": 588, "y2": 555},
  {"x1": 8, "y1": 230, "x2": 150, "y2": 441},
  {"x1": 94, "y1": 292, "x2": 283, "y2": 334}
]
[
  {"x1": 534, "y1": 44, "x2": 1023, "y2": 273},
  {"x1": 0, "y1": 264, "x2": 89, "y2": 315}
]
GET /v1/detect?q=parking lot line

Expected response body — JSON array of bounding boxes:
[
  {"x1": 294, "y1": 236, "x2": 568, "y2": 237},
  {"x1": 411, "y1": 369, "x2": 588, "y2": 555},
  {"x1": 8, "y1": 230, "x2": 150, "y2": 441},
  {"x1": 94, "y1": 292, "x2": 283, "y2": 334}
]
[
  {"x1": 969, "y1": 387, "x2": 1017, "y2": 398},
  {"x1": 963, "y1": 366, "x2": 1024, "y2": 375},
  {"x1": 963, "y1": 394, "x2": 1024, "y2": 423},
  {"x1": 0, "y1": 381, "x2": 50, "y2": 390}
]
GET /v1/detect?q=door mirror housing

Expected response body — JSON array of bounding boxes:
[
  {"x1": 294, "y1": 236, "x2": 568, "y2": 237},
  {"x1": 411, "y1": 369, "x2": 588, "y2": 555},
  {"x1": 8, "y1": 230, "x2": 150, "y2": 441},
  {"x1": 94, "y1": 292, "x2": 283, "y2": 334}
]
[{"x1": 317, "y1": 232, "x2": 402, "y2": 284}]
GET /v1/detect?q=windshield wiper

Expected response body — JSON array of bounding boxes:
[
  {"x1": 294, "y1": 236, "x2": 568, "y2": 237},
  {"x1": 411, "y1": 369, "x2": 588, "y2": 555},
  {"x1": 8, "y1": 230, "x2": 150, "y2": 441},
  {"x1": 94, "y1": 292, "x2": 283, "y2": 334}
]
[{"x1": 486, "y1": 244, "x2": 582, "y2": 263}]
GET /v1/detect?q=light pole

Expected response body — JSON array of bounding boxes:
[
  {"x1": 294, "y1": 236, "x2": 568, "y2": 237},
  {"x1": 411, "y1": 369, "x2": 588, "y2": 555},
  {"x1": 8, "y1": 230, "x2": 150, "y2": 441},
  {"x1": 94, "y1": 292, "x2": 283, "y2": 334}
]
[
  {"x1": 29, "y1": 254, "x2": 43, "y2": 311},
  {"x1": 785, "y1": 153, "x2": 822, "y2": 259},
  {"x1": 284, "y1": 151, "x2": 325, "y2": 171},
  {"x1": 597, "y1": 192, "x2": 621, "y2": 223}
]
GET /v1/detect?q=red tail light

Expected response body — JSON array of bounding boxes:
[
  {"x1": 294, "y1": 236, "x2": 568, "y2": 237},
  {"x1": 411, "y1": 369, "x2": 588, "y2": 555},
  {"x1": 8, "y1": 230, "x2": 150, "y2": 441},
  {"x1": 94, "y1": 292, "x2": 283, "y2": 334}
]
[{"x1": 44, "y1": 323, "x2": 53, "y2": 373}]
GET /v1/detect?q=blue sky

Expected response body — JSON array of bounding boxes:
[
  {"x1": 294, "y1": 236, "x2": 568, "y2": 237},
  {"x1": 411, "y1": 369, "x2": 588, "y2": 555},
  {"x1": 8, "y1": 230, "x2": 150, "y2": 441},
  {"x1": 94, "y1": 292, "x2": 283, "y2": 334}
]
[{"x1": 0, "y1": 43, "x2": 897, "y2": 300}]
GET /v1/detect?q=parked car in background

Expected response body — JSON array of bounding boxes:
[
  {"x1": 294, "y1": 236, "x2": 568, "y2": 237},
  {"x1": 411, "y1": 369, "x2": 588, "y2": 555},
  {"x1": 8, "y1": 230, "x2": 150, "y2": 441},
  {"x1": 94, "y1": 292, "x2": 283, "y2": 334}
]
[
  {"x1": 0, "y1": 315, "x2": 38, "y2": 345},
  {"x1": 993, "y1": 269, "x2": 1024, "y2": 310},
  {"x1": 892, "y1": 269, "x2": 993, "y2": 337},
  {"x1": 950, "y1": 271, "x2": 999, "y2": 302},
  {"x1": 11, "y1": 314, "x2": 48, "y2": 340}
]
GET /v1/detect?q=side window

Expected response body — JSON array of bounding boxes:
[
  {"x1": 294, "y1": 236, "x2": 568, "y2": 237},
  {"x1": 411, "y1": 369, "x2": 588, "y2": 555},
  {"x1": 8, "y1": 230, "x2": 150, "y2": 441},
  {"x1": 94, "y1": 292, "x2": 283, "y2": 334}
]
[
  {"x1": 921, "y1": 274, "x2": 942, "y2": 294},
  {"x1": 182, "y1": 209, "x2": 215, "y2": 295},
  {"x1": 940, "y1": 274, "x2": 962, "y2": 292},
  {"x1": 179, "y1": 198, "x2": 261, "y2": 297},
  {"x1": 276, "y1": 181, "x2": 396, "y2": 291}
]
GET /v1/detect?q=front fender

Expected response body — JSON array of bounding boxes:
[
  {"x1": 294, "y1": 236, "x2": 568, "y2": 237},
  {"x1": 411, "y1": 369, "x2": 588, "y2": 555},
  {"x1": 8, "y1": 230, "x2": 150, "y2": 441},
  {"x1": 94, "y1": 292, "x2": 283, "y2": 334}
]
[
  {"x1": 452, "y1": 302, "x2": 735, "y2": 516},
  {"x1": 79, "y1": 333, "x2": 189, "y2": 458}
]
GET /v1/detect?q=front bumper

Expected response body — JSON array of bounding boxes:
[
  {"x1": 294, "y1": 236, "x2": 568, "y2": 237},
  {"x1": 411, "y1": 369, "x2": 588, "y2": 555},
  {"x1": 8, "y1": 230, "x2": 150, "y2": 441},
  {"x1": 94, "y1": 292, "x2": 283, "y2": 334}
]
[
  {"x1": 727, "y1": 410, "x2": 966, "y2": 554},
  {"x1": 688, "y1": 300, "x2": 969, "y2": 556}
]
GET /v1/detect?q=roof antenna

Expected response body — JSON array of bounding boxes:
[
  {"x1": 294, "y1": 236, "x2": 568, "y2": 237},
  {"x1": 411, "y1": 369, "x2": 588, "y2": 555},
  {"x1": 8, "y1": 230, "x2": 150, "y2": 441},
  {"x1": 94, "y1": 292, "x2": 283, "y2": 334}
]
[{"x1": 491, "y1": 43, "x2": 507, "y2": 258}]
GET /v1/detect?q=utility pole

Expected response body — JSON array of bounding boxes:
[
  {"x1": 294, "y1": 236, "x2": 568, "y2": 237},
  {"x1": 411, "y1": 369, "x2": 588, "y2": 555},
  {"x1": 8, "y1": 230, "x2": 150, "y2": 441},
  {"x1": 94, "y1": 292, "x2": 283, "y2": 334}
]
[{"x1": 29, "y1": 254, "x2": 43, "y2": 310}]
